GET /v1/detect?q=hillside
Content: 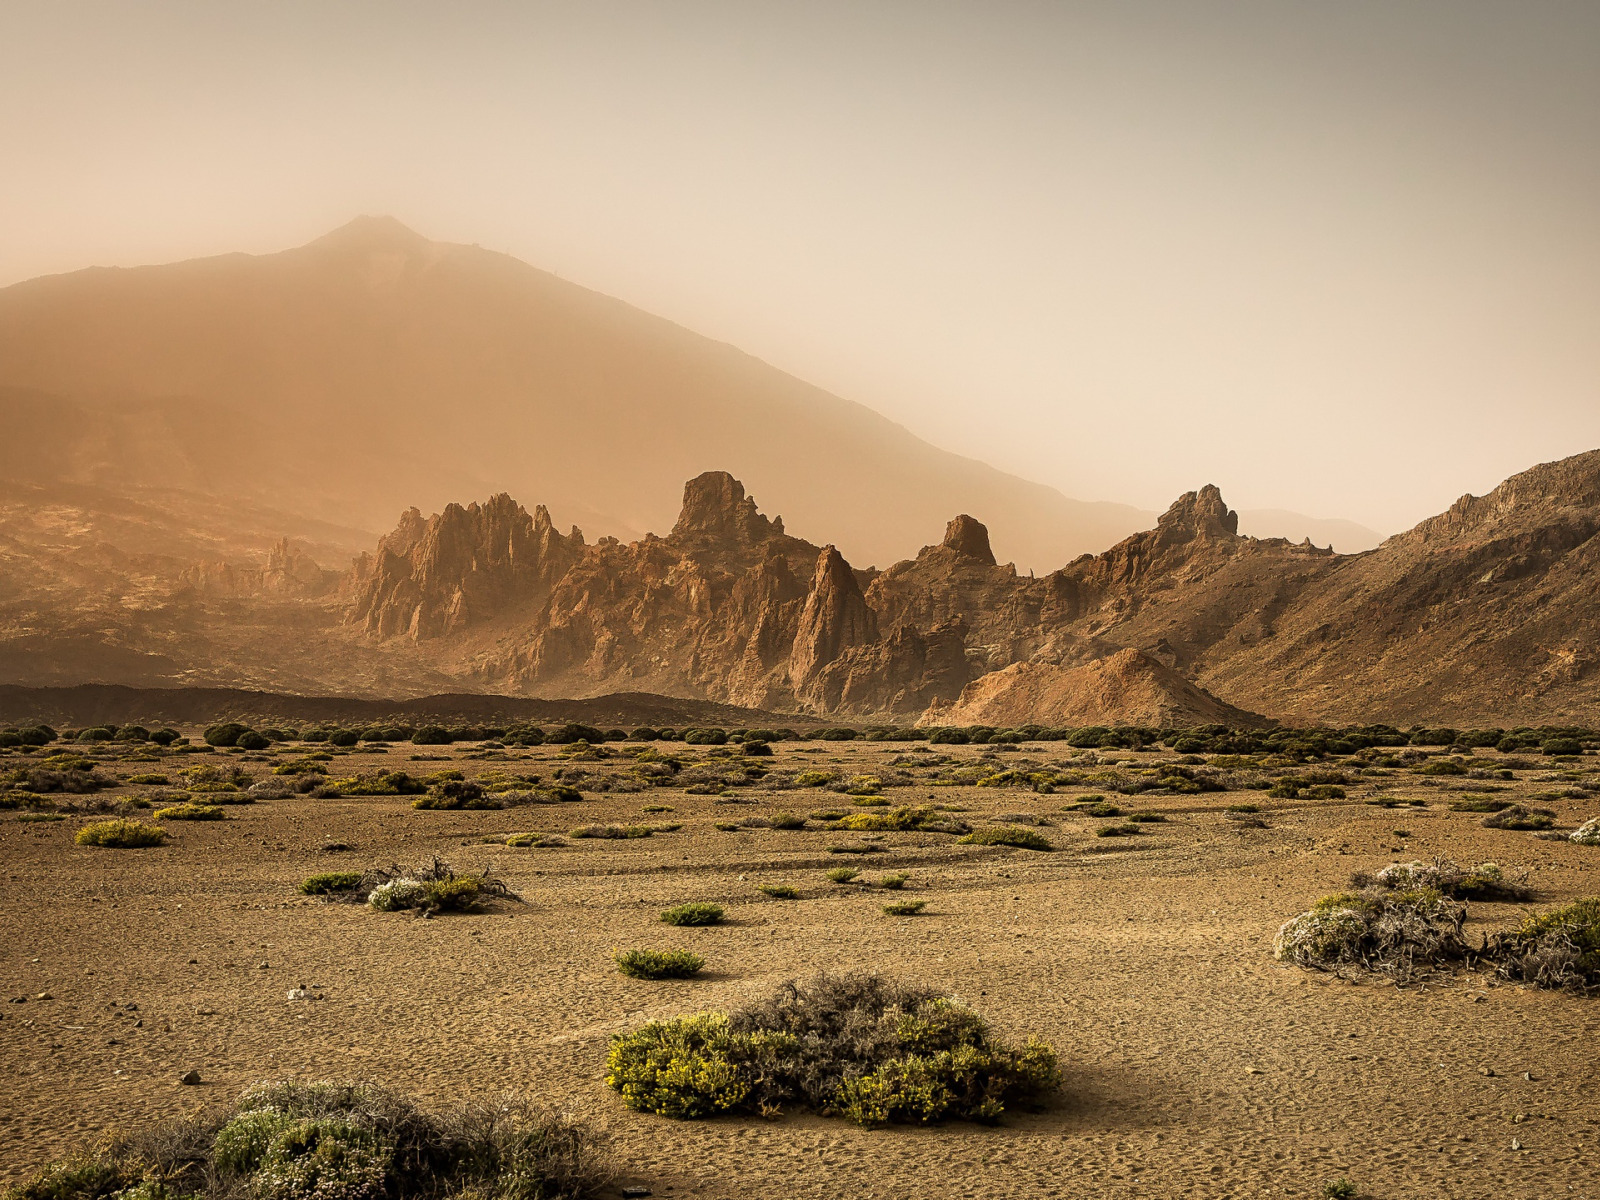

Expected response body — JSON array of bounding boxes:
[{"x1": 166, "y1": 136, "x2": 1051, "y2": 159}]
[{"x1": 0, "y1": 216, "x2": 1149, "y2": 572}]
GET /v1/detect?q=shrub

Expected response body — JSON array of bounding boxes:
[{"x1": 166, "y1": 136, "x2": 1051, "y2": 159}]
[
  {"x1": 152, "y1": 802, "x2": 226, "y2": 821},
  {"x1": 204, "y1": 722, "x2": 251, "y2": 748},
  {"x1": 881, "y1": 900, "x2": 926, "y2": 916},
  {"x1": 75, "y1": 819, "x2": 166, "y2": 848},
  {"x1": 569, "y1": 824, "x2": 652, "y2": 839},
  {"x1": 605, "y1": 973, "x2": 1060, "y2": 1126},
  {"x1": 362, "y1": 859, "x2": 519, "y2": 915},
  {"x1": 1490, "y1": 898, "x2": 1600, "y2": 991},
  {"x1": 1570, "y1": 818, "x2": 1600, "y2": 846},
  {"x1": 300, "y1": 872, "x2": 364, "y2": 896},
  {"x1": 1356, "y1": 859, "x2": 1531, "y2": 902},
  {"x1": 682, "y1": 728, "x2": 728, "y2": 745},
  {"x1": 1094, "y1": 824, "x2": 1141, "y2": 838},
  {"x1": 1274, "y1": 891, "x2": 1469, "y2": 981},
  {"x1": 1482, "y1": 805, "x2": 1555, "y2": 831},
  {"x1": 660, "y1": 903, "x2": 724, "y2": 927},
  {"x1": 1542, "y1": 738, "x2": 1584, "y2": 757},
  {"x1": 327, "y1": 729, "x2": 360, "y2": 747},
  {"x1": 878, "y1": 874, "x2": 908, "y2": 890},
  {"x1": 958, "y1": 827, "x2": 1053, "y2": 851},
  {"x1": 412, "y1": 780, "x2": 496, "y2": 810},
  {"x1": 1127, "y1": 812, "x2": 1167, "y2": 823},
  {"x1": 756, "y1": 884, "x2": 800, "y2": 900},
  {"x1": 615, "y1": 949, "x2": 705, "y2": 980},
  {"x1": 1449, "y1": 796, "x2": 1512, "y2": 813},
  {"x1": 1323, "y1": 1181, "x2": 1358, "y2": 1200},
  {"x1": 826, "y1": 867, "x2": 860, "y2": 884},
  {"x1": 768, "y1": 812, "x2": 807, "y2": 830},
  {"x1": 236, "y1": 731, "x2": 271, "y2": 751},
  {"x1": 827, "y1": 843, "x2": 885, "y2": 854},
  {"x1": 831, "y1": 806, "x2": 967, "y2": 834}
]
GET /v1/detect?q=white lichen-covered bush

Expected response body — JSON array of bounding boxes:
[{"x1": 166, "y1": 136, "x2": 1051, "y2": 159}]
[
  {"x1": 1272, "y1": 907, "x2": 1369, "y2": 966},
  {"x1": 1374, "y1": 861, "x2": 1440, "y2": 890},
  {"x1": 1570, "y1": 818, "x2": 1600, "y2": 846},
  {"x1": 368, "y1": 879, "x2": 427, "y2": 912},
  {"x1": 247, "y1": 781, "x2": 297, "y2": 800}
]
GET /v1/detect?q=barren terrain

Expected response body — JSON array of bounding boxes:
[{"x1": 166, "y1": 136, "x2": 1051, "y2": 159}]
[{"x1": 3, "y1": 735, "x2": 1598, "y2": 1198}]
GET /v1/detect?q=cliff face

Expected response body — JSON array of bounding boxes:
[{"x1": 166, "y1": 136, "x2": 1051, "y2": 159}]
[{"x1": 347, "y1": 494, "x2": 585, "y2": 640}]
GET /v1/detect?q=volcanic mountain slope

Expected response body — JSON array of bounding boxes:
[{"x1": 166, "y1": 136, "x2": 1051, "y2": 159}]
[
  {"x1": 0, "y1": 217, "x2": 1148, "y2": 572},
  {"x1": 1199, "y1": 450, "x2": 1600, "y2": 725}
]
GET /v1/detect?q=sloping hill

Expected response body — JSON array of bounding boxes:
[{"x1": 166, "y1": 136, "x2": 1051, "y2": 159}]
[{"x1": 0, "y1": 217, "x2": 1148, "y2": 571}]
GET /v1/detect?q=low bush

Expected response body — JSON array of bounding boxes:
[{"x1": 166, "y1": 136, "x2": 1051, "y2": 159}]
[
  {"x1": 827, "y1": 843, "x2": 885, "y2": 855},
  {"x1": 1482, "y1": 805, "x2": 1555, "y2": 831},
  {"x1": 1354, "y1": 859, "x2": 1531, "y2": 902},
  {"x1": 881, "y1": 900, "x2": 926, "y2": 916},
  {"x1": 569, "y1": 824, "x2": 653, "y2": 839},
  {"x1": 826, "y1": 867, "x2": 860, "y2": 884},
  {"x1": 1127, "y1": 812, "x2": 1167, "y2": 823},
  {"x1": 660, "y1": 902, "x2": 724, "y2": 927},
  {"x1": 74, "y1": 819, "x2": 166, "y2": 848},
  {"x1": 958, "y1": 827, "x2": 1053, "y2": 851},
  {"x1": 1489, "y1": 898, "x2": 1600, "y2": 991},
  {"x1": 1571, "y1": 817, "x2": 1600, "y2": 846},
  {"x1": 616, "y1": 949, "x2": 705, "y2": 980},
  {"x1": 1273, "y1": 891, "x2": 1471, "y2": 981},
  {"x1": 152, "y1": 802, "x2": 226, "y2": 821},
  {"x1": 605, "y1": 973, "x2": 1059, "y2": 1126},
  {"x1": 357, "y1": 859, "x2": 519, "y2": 915},
  {"x1": 1449, "y1": 796, "x2": 1512, "y2": 813},
  {"x1": 1094, "y1": 824, "x2": 1141, "y2": 838},
  {"x1": 831, "y1": 806, "x2": 968, "y2": 834},
  {"x1": 878, "y1": 874, "x2": 908, "y2": 890},
  {"x1": 299, "y1": 872, "x2": 364, "y2": 896},
  {"x1": 756, "y1": 884, "x2": 801, "y2": 900}
]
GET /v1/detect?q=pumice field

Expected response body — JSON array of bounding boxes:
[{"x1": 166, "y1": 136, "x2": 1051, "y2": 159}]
[{"x1": 2, "y1": 720, "x2": 1596, "y2": 1199}]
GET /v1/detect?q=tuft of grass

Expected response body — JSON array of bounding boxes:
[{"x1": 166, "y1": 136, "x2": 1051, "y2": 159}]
[
  {"x1": 152, "y1": 802, "x2": 226, "y2": 821},
  {"x1": 850, "y1": 796, "x2": 890, "y2": 807},
  {"x1": 959, "y1": 826, "x2": 1053, "y2": 851},
  {"x1": 1127, "y1": 812, "x2": 1167, "y2": 823},
  {"x1": 660, "y1": 902, "x2": 725, "y2": 927},
  {"x1": 713, "y1": 822, "x2": 741, "y2": 832},
  {"x1": 1449, "y1": 796, "x2": 1512, "y2": 813},
  {"x1": 757, "y1": 884, "x2": 801, "y2": 900},
  {"x1": 299, "y1": 872, "x2": 363, "y2": 895},
  {"x1": 1323, "y1": 1180, "x2": 1358, "y2": 1200},
  {"x1": 17, "y1": 812, "x2": 64, "y2": 823},
  {"x1": 74, "y1": 819, "x2": 166, "y2": 848},
  {"x1": 1095, "y1": 824, "x2": 1141, "y2": 838},
  {"x1": 826, "y1": 867, "x2": 860, "y2": 884},
  {"x1": 768, "y1": 812, "x2": 807, "y2": 830},
  {"x1": 881, "y1": 900, "x2": 926, "y2": 916},
  {"x1": 615, "y1": 948, "x2": 705, "y2": 980},
  {"x1": 642, "y1": 804, "x2": 675, "y2": 813},
  {"x1": 877, "y1": 874, "x2": 909, "y2": 890}
]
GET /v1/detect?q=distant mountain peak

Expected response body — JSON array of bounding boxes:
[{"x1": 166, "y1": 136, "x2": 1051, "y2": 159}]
[{"x1": 306, "y1": 215, "x2": 431, "y2": 253}]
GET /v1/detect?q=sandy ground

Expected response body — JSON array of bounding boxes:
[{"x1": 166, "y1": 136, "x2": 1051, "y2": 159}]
[{"x1": 2, "y1": 738, "x2": 1598, "y2": 1199}]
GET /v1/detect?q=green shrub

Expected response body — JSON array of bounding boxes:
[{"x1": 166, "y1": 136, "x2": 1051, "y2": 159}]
[
  {"x1": 1542, "y1": 738, "x2": 1584, "y2": 757},
  {"x1": 1127, "y1": 812, "x2": 1167, "y2": 823},
  {"x1": 204, "y1": 722, "x2": 251, "y2": 748},
  {"x1": 615, "y1": 949, "x2": 706, "y2": 980},
  {"x1": 959, "y1": 827, "x2": 1053, "y2": 851},
  {"x1": 1323, "y1": 1180, "x2": 1358, "y2": 1200},
  {"x1": 877, "y1": 874, "x2": 908, "y2": 890},
  {"x1": 881, "y1": 900, "x2": 926, "y2": 916},
  {"x1": 75, "y1": 819, "x2": 166, "y2": 848},
  {"x1": 569, "y1": 824, "x2": 652, "y2": 839},
  {"x1": 152, "y1": 802, "x2": 226, "y2": 821},
  {"x1": 660, "y1": 903, "x2": 724, "y2": 927},
  {"x1": 125, "y1": 773, "x2": 170, "y2": 786},
  {"x1": 757, "y1": 884, "x2": 800, "y2": 900},
  {"x1": 605, "y1": 973, "x2": 1060, "y2": 1126},
  {"x1": 1493, "y1": 898, "x2": 1600, "y2": 990},
  {"x1": 1095, "y1": 824, "x2": 1141, "y2": 838},
  {"x1": 831, "y1": 806, "x2": 966, "y2": 834},
  {"x1": 1449, "y1": 796, "x2": 1511, "y2": 812},
  {"x1": 768, "y1": 812, "x2": 806, "y2": 830},
  {"x1": 825, "y1": 867, "x2": 860, "y2": 884},
  {"x1": 300, "y1": 872, "x2": 364, "y2": 896},
  {"x1": 682, "y1": 728, "x2": 728, "y2": 745}
]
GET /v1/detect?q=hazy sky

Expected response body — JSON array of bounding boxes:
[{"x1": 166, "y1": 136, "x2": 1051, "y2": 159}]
[{"x1": 4, "y1": 1, "x2": 1597, "y2": 532}]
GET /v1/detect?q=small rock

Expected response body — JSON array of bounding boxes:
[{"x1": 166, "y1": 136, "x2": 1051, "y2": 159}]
[
  {"x1": 257, "y1": 961, "x2": 270, "y2": 970},
  {"x1": 179, "y1": 1070, "x2": 202, "y2": 1085},
  {"x1": 621, "y1": 1189, "x2": 652, "y2": 1199},
  {"x1": 1523, "y1": 1072, "x2": 1534, "y2": 1081},
  {"x1": 1480, "y1": 1066, "x2": 1495, "y2": 1076},
  {"x1": 1245, "y1": 1067, "x2": 1263, "y2": 1075},
  {"x1": 1511, "y1": 1138, "x2": 1522, "y2": 1151},
  {"x1": 35, "y1": 992, "x2": 51, "y2": 1001}
]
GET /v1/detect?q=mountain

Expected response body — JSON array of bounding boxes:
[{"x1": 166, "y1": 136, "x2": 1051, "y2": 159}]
[{"x1": 0, "y1": 216, "x2": 1149, "y2": 572}]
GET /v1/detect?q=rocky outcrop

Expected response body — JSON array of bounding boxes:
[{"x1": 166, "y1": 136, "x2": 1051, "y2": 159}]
[
  {"x1": 789, "y1": 547, "x2": 878, "y2": 702},
  {"x1": 348, "y1": 494, "x2": 584, "y2": 639}
]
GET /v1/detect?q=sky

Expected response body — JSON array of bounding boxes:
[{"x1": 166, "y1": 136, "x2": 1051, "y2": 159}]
[{"x1": 3, "y1": 1, "x2": 1598, "y2": 534}]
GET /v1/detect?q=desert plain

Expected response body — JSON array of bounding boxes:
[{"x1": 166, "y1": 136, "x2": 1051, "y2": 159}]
[{"x1": 2, "y1": 731, "x2": 1597, "y2": 1200}]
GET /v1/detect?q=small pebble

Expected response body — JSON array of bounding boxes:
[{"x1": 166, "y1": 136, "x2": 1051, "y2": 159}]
[{"x1": 179, "y1": 1070, "x2": 202, "y2": 1085}]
